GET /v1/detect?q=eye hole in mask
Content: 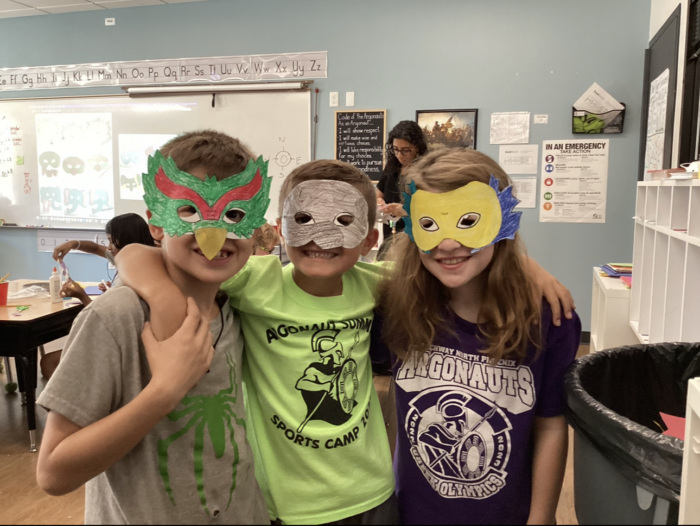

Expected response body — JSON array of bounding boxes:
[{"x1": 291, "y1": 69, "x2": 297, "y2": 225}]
[
  {"x1": 294, "y1": 212, "x2": 315, "y2": 225},
  {"x1": 224, "y1": 208, "x2": 246, "y2": 224},
  {"x1": 178, "y1": 205, "x2": 201, "y2": 223},
  {"x1": 419, "y1": 216, "x2": 439, "y2": 232},
  {"x1": 334, "y1": 213, "x2": 355, "y2": 227},
  {"x1": 457, "y1": 213, "x2": 481, "y2": 229}
]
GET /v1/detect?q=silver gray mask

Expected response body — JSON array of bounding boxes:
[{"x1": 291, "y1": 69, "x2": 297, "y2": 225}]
[{"x1": 282, "y1": 180, "x2": 369, "y2": 249}]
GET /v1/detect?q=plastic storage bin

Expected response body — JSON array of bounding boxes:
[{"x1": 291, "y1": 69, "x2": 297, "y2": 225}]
[{"x1": 565, "y1": 343, "x2": 700, "y2": 525}]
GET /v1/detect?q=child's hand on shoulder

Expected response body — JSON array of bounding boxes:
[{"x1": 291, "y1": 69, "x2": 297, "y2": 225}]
[
  {"x1": 141, "y1": 297, "x2": 214, "y2": 403},
  {"x1": 527, "y1": 258, "x2": 575, "y2": 326}
]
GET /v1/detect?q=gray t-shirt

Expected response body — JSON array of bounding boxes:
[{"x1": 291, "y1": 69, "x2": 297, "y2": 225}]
[
  {"x1": 104, "y1": 249, "x2": 122, "y2": 288},
  {"x1": 37, "y1": 287, "x2": 268, "y2": 525}
]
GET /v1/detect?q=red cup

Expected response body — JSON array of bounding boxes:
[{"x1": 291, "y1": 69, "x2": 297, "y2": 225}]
[{"x1": 0, "y1": 282, "x2": 7, "y2": 306}]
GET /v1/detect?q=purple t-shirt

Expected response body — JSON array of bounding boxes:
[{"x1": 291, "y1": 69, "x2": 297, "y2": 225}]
[{"x1": 372, "y1": 305, "x2": 580, "y2": 525}]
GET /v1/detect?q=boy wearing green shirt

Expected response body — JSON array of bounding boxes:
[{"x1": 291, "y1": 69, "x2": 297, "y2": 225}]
[{"x1": 118, "y1": 160, "x2": 396, "y2": 524}]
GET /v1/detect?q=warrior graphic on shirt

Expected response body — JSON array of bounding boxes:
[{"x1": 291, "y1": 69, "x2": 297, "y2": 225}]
[
  {"x1": 398, "y1": 347, "x2": 538, "y2": 500},
  {"x1": 295, "y1": 329, "x2": 360, "y2": 431},
  {"x1": 406, "y1": 386, "x2": 513, "y2": 500}
]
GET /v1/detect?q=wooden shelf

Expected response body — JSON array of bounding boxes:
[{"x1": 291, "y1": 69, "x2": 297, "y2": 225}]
[
  {"x1": 629, "y1": 320, "x2": 649, "y2": 344},
  {"x1": 632, "y1": 219, "x2": 700, "y2": 248},
  {"x1": 590, "y1": 268, "x2": 637, "y2": 352},
  {"x1": 630, "y1": 181, "x2": 700, "y2": 344},
  {"x1": 681, "y1": 378, "x2": 700, "y2": 523}
]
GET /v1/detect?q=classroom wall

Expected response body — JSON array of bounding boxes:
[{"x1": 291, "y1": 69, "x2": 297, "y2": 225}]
[
  {"x1": 0, "y1": 0, "x2": 652, "y2": 331},
  {"x1": 649, "y1": 0, "x2": 687, "y2": 167}
]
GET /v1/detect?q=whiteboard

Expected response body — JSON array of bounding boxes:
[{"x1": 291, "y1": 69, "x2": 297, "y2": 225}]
[{"x1": 0, "y1": 91, "x2": 310, "y2": 229}]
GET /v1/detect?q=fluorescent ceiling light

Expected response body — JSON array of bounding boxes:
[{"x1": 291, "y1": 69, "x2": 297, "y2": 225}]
[{"x1": 126, "y1": 82, "x2": 308, "y2": 95}]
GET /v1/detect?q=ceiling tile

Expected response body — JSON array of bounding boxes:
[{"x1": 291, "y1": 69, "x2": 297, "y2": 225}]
[
  {"x1": 13, "y1": 0, "x2": 90, "y2": 6},
  {"x1": 0, "y1": 0, "x2": 213, "y2": 17},
  {"x1": 42, "y1": 3, "x2": 104, "y2": 12},
  {"x1": 0, "y1": 0, "x2": 26, "y2": 9},
  {"x1": 0, "y1": 7, "x2": 45, "y2": 16},
  {"x1": 94, "y1": 0, "x2": 164, "y2": 7}
]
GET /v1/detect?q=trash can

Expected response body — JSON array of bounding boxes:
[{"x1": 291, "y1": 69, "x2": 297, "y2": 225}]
[{"x1": 565, "y1": 343, "x2": 700, "y2": 525}]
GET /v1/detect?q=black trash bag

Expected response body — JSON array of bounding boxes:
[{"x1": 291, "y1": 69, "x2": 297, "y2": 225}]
[{"x1": 564, "y1": 343, "x2": 700, "y2": 502}]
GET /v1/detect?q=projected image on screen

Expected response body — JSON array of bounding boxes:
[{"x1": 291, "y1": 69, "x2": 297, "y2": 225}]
[
  {"x1": 0, "y1": 116, "x2": 15, "y2": 208},
  {"x1": 36, "y1": 113, "x2": 114, "y2": 220},
  {"x1": 118, "y1": 134, "x2": 176, "y2": 201}
]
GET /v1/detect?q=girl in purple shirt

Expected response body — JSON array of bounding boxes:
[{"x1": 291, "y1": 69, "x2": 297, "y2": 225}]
[{"x1": 374, "y1": 148, "x2": 581, "y2": 525}]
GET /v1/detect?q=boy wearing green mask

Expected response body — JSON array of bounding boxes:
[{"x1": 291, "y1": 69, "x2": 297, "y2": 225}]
[{"x1": 36, "y1": 131, "x2": 270, "y2": 525}]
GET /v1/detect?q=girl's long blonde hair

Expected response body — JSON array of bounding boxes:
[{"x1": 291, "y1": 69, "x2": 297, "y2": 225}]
[{"x1": 378, "y1": 148, "x2": 541, "y2": 364}]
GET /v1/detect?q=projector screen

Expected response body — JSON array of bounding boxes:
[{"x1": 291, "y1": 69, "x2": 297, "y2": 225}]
[{"x1": 0, "y1": 90, "x2": 311, "y2": 229}]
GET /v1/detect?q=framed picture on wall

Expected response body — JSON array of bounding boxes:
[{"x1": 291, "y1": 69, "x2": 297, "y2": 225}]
[{"x1": 416, "y1": 109, "x2": 478, "y2": 150}]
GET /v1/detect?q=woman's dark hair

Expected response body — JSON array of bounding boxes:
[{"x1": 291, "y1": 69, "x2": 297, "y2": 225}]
[
  {"x1": 384, "y1": 120, "x2": 428, "y2": 173},
  {"x1": 105, "y1": 213, "x2": 156, "y2": 250}
]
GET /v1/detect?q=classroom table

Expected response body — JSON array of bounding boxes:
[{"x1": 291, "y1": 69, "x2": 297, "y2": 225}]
[{"x1": 0, "y1": 279, "x2": 101, "y2": 452}]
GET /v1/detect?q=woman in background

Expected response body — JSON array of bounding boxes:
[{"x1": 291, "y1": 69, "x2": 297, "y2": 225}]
[{"x1": 376, "y1": 120, "x2": 428, "y2": 257}]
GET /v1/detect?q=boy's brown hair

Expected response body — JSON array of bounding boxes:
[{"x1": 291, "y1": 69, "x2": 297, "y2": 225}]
[
  {"x1": 160, "y1": 130, "x2": 255, "y2": 180},
  {"x1": 256, "y1": 223, "x2": 280, "y2": 249},
  {"x1": 277, "y1": 160, "x2": 377, "y2": 225}
]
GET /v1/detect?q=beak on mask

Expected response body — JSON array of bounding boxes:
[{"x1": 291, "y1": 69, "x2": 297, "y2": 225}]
[{"x1": 194, "y1": 228, "x2": 228, "y2": 260}]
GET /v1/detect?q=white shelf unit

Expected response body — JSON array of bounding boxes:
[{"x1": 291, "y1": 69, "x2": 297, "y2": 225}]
[
  {"x1": 590, "y1": 267, "x2": 638, "y2": 352},
  {"x1": 680, "y1": 378, "x2": 700, "y2": 524},
  {"x1": 630, "y1": 180, "x2": 700, "y2": 344}
]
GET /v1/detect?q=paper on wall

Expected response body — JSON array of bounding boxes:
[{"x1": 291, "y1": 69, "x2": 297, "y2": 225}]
[
  {"x1": 573, "y1": 82, "x2": 624, "y2": 125},
  {"x1": 490, "y1": 112, "x2": 530, "y2": 144},
  {"x1": 643, "y1": 68, "x2": 670, "y2": 177},
  {"x1": 499, "y1": 144, "x2": 538, "y2": 175},
  {"x1": 511, "y1": 177, "x2": 537, "y2": 209}
]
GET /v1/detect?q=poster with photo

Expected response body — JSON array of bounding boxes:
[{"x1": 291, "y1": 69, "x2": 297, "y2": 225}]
[{"x1": 36, "y1": 113, "x2": 114, "y2": 220}]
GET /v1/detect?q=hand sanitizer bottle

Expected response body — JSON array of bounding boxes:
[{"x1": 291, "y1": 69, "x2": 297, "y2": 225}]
[{"x1": 49, "y1": 267, "x2": 62, "y2": 304}]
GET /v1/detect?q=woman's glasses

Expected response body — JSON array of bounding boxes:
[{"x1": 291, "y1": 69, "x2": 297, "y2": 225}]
[{"x1": 391, "y1": 147, "x2": 415, "y2": 156}]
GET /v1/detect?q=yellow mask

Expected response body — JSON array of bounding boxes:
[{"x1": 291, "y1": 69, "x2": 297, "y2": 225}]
[{"x1": 404, "y1": 176, "x2": 521, "y2": 253}]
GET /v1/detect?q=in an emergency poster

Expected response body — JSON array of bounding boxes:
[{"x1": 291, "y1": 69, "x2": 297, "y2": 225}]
[{"x1": 539, "y1": 139, "x2": 609, "y2": 223}]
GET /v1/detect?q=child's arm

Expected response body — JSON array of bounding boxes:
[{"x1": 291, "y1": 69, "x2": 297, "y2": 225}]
[
  {"x1": 524, "y1": 256, "x2": 575, "y2": 327},
  {"x1": 60, "y1": 280, "x2": 92, "y2": 306},
  {"x1": 53, "y1": 240, "x2": 107, "y2": 262},
  {"x1": 37, "y1": 299, "x2": 212, "y2": 495},
  {"x1": 527, "y1": 415, "x2": 568, "y2": 525},
  {"x1": 115, "y1": 244, "x2": 187, "y2": 341}
]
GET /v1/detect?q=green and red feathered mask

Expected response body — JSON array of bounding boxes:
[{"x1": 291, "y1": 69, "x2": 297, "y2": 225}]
[{"x1": 143, "y1": 150, "x2": 271, "y2": 260}]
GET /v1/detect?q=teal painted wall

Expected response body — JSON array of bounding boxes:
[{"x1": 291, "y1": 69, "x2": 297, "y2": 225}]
[{"x1": 0, "y1": 0, "x2": 652, "y2": 330}]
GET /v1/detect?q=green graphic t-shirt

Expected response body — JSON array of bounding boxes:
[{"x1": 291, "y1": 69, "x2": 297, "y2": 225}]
[{"x1": 221, "y1": 256, "x2": 395, "y2": 524}]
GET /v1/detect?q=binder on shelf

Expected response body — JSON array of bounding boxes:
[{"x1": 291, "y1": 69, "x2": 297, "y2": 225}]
[{"x1": 572, "y1": 103, "x2": 626, "y2": 134}]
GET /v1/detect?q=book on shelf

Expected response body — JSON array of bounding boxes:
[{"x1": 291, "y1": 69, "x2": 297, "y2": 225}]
[
  {"x1": 647, "y1": 168, "x2": 698, "y2": 180},
  {"x1": 600, "y1": 263, "x2": 632, "y2": 278}
]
